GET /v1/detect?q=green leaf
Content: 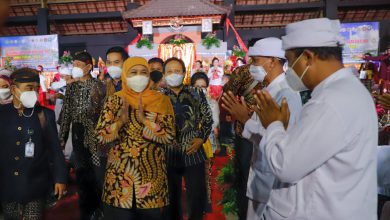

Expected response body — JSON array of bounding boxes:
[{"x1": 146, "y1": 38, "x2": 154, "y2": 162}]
[
  {"x1": 202, "y1": 35, "x2": 221, "y2": 50},
  {"x1": 136, "y1": 38, "x2": 153, "y2": 50}
]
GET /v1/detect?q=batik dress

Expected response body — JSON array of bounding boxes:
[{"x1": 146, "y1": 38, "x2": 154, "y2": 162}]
[{"x1": 96, "y1": 94, "x2": 175, "y2": 209}]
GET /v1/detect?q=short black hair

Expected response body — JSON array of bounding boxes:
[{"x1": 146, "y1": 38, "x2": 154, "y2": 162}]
[
  {"x1": 106, "y1": 46, "x2": 129, "y2": 60},
  {"x1": 10, "y1": 68, "x2": 39, "y2": 84},
  {"x1": 289, "y1": 46, "x2": 343, "y2": 62},
  {"x1": 163, "y1": 57, "x2": 186, "y2": 73},
  {"x1": 74, "y1": 51, "x2": 93, "y2": 65},
  {"x1": 148, "y1": 57, "x2": 164, "y2": 66},
  {"x1": 191, "y1": 72, "x2": 209, "y2": 87}
]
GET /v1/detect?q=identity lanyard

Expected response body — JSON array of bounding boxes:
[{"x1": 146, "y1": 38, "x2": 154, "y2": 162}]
[{"x1": 25, "y1": 128, "x2": 35, "y2": 158}]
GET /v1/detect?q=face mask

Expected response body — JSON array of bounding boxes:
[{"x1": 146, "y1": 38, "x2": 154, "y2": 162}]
[
  {"x1": 0, "y1": 88, "x2": 11, "y2": 100},
  {"x1": 107, "y1": 66, "x2": 122, "y2": 79},
  {"x1": 72, "y1": 67, "x2": 84, "y2": 79},
  {"x1": 51, "y1": 78, "x2": 67, "y2": 91},
  {"x1": 166, "y1": 73, "x2": 184, "y2": 87},
  {"x1": 249, "y1": 64, "x2": 267, "y2": 82},
  {"x1": 285, "y1": 53, "x2": 309, "y2": 92},
  {"x1": 126, "y1": 75, "x2": 150, "y2": 93},
  {"x1": 150, "y1": 71, "x2": 163, "y2": 83},
  {"x1": 16, "y1": 90, "x2": 38, "y2": 108},
  {"x1": 201, "y1": 88, "x2": 207, "y2": 95}
]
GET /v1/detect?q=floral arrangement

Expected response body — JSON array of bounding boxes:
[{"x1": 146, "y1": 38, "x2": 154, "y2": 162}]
[
  {"x1": 0, "y1": 57, "x2": 16, "y2": 76},
  {"x1": 216, "y1": 148, "x2": 238, "y2": 215},
  {"x1": 136, "y1": 36, "x2": 153, "y2": 50},
  {"x1": 59, "y1": 51, "x2": 73, "y2": 65},
  {"x1": 169, "y1": 38, "x2": 188, "y2": 46},
  {"x1": 202, "y1": 33, "x2": 221, "y2": 50},
  {"x1": 232, "y1": 45, "x2": 246, "y2": 58},
  {"x1": 5, "y1": 57, "x2": 16, "y2": 71}
]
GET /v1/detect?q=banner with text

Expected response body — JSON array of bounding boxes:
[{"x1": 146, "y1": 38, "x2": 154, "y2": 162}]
[
  {"x1": 340, "y1": 22, "x2": 379, "y2": 63},
  {"x1": 0, "y1": 34, "x2": 59, "y2": 70}
]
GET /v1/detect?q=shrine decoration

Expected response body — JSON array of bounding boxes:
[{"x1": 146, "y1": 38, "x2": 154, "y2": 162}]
[
  {"x1": 59, "y1": 51, "x2": 72, "y2": 65},
  {"x1": 168, "y1": 35, "x2": 188, "y2": 46},
  {"x1": 136, "y1": 36, "x2": 153, "y2": 50},
  {"x1": 202, "y1": 32, "x2": 221, "y2": 50},
  {"x1": 232, "y1": 45, "x2": 246, "y2": 58},
  {"x1": 0, "y1": 57, "x2": 16, "y2": 76}
]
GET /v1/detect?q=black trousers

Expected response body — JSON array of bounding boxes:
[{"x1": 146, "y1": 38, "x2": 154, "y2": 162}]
[
  {"x1": 72, "y1": 123, "x2": 101, "y2": 220},
  {"x1": 234, "y1": 136, "x2": 253, "y2": 220},
  {"x1": 378, "y1": 194, "x2": 390, "y2": 218},
  {"x1": 103, "y1": 183, "x2": 164, "y2": 220},
  {"x1": 166, "y1": 162, "x2": 207, "y2": 220},
  {"x1": 1, "y1": 199, "x2": 44, "y2": 220},
  {"x1": 103, "y1": 205, "x2": 164, "y2": 220}
]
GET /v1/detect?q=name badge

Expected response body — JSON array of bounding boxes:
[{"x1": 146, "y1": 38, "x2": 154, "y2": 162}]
[
  {"x1": 25, "y1": 140, "x2": 34, "y2": 158},
  {"x1": 359, "y1": 70, "x2": 367, "y2": 79}
]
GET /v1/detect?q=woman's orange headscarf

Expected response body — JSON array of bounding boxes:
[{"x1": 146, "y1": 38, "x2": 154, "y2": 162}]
[{"x1": 116, "y1": 57, "x2": 174, "y2": 115}]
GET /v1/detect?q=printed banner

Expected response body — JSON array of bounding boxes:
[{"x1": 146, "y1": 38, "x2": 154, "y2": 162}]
[
  {"x1": 0, "y1": 34, "x2": 59, "y2": 70},
  {"x1": 340, "y1": 22, "x2": 379, "y2": 63}
]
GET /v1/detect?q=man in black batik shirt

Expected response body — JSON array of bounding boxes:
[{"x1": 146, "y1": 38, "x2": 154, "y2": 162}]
[
  {"x1": 161, "y1": 57, "x2": 213, "y2": 220},
  {"x1": 58, "y1": 51, "x2": 106, "y2": 220}
]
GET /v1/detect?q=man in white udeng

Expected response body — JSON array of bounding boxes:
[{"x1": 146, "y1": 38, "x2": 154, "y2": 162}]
[
  {"x1": 253, "y1": 18, "x2": 377, "y2": 220},
  {"x1": 222, "y1": 37, "x2": 302, "y2": 220}
]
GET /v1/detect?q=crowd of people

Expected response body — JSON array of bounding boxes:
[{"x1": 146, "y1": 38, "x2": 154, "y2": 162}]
[{"x1": 0, "y1": 17, "x2": 389, "y2": 220}]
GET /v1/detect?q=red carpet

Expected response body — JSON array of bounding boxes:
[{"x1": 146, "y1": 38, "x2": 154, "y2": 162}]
[
  {"x1": 44, "y1": 156, "x2": 229, "y2": 220},
  {"x1": 204, "y1": 156, "x2": 229, "y2": 220}
]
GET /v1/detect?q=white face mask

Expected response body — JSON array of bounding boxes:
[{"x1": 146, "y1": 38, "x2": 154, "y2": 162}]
[
  {"x1": 0, "y1": 88, "x2": 11, "y2": 100},
  {"x1": 72, "y1": 67, "x2": 84, "y2": 79},
  {"x1": 126, "y1": 75, "x2": 149, "y2": 93},
  {"x1": 166, "y1": 73, "x2": 184, "y2": 87},
  {"x1": 51, "y1": 78, "x2": 67, "y2": 91},
  {"x1": 107, "y1": 66, "x2": 122, "y2": 79},
  {"x1": 17, "y1": 90, "x2": 38, "y2": 108},
  {"x1": 249, "y1": 64, "x2": 267, "y2": 82},
  {"x1": 285, "y1": 53, "x2": 309, "y2": 92}
]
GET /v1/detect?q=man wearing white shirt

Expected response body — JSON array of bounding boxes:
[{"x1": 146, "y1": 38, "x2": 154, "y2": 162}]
[
  {"x1": 222, "y1": 37, "x2": 302, "y2": 220},
  {"x1": 253, "y1": 18, "x2": 377, "y2": 220}
]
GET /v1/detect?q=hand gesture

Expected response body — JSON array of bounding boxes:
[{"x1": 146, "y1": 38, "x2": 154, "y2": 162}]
[
  {"x1": 54, "y1": 183, "x2": 66, "y2": 200},
  {"x1": 186, "y1": 138, "x2": 204, "y2": 155},
  {"x1": 252, "y1": 90, "x2": 290, "y2": 129},
  {"x1": 119, "y1": 98, "x2": 129, "y2": 127},
  {"x1": 221, "y1": 91, "x2": 251, "y2": 124}
]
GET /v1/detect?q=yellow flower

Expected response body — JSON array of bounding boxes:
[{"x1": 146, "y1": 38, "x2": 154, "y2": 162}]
[{"x1": 106, "y1": 172, "x2": 116, "y2": 186}]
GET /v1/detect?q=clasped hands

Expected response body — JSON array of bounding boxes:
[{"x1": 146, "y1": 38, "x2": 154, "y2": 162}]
[
  {"x1": 118, "y1": 95, "x2": 147, "y2": 127},
  {"x1": 221, "y1": 90, "x2": 290, "y2": 130}
]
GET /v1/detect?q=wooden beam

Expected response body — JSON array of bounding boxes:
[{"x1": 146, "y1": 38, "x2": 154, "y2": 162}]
[
  {"x1": 60, "y1": 30, "x2": 128, "y2": 36},
  {"x1": 6, "y1": 16, "x2": 37, "y2": 25},
  {"x1": 324, "y1": 0, "x2": 338, "y2": 19},
  {"x1": 338, "y1": 0, "x2": 390, "y2": 8},
  {"x1": 234, "y1": 2, "x2": 324, "y2": 13},
  {"x1": 49, "y1": 12, "x2": 122, "y2": 22},
  {"x1": 37, "y1": 8, "x2": 49, "y2": 35},
  {"x1": 236, "y1": 23, "x2": 287, "y2": 28},
  {"x1": 9, "y1": 0, "x2": 107, "y2": 6},
  {"x1": 237, "y1": 28, "x2": 285, "y2": 41}
]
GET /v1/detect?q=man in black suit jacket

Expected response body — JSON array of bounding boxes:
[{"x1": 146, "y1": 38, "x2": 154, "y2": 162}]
[{"x1": 0, "y1": 68, "x2": 67, "y2": 220}]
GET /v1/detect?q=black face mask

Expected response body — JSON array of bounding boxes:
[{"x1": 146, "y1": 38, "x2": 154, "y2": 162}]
[{"x1": 150, "y1": 70, "x2": 163, "y2": 83}]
